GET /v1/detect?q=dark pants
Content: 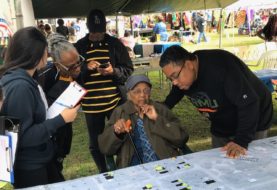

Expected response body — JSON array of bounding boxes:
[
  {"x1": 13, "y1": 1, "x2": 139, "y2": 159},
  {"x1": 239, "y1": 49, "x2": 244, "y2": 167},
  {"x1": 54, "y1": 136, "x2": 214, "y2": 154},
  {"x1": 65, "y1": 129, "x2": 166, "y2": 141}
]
[
  {"x1": 52, "y1": 123, "x2": 73, "y2": 179},
  {"x1": 85, "y1": 110, "x2": 116, "y2": 173},
  {"x1": 14, "y1": 161, "x2": 64, "y2": 189}
]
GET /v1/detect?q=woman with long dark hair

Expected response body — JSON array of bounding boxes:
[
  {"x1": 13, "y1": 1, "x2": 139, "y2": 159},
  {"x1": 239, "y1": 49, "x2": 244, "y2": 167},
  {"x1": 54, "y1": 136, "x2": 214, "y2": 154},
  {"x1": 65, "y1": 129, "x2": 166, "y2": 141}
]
[{"x1": 0, "y1": 27, "x2": 80, "y2": 188}]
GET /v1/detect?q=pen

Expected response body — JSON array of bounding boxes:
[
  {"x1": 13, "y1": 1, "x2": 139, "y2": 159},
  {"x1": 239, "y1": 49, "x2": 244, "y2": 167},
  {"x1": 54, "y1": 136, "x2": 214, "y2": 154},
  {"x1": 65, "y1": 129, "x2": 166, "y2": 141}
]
[{"x1": 55, "y1": 102, "x2": 72, "y2": 108}]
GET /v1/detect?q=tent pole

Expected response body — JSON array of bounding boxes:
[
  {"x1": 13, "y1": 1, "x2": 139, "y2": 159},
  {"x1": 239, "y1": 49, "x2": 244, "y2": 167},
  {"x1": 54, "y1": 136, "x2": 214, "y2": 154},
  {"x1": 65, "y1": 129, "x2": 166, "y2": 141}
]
[
  {"x1": 219, "y1": 8, "x2": 223, "y2": 48},
  {"x1": 232, "y1": 9, "x2": 235, "y2": 48},
  {"x1": 130, "y1": 16, "x2": 133, "y2": 35},
  {"x1": 247, "y1": 8, "x2": 251, "y2": 37},
  {"x1": 116, "y1": 14, "x2": 118, "y2": 37}
]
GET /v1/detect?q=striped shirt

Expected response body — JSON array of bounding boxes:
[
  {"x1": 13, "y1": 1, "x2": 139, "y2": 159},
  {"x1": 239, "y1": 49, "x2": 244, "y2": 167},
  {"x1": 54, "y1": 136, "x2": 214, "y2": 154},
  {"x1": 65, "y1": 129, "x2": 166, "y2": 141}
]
[{"x1": 82, "y1": 40, "x2": 120, "y2": 113}]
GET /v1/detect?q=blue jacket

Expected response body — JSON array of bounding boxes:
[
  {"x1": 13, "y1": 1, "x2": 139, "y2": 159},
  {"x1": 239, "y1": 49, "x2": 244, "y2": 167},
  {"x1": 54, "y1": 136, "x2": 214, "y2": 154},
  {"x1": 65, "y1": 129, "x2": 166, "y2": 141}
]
[
  {"x1": 1, "y1": 68, "x2": 65, "y2": 170},
  {"x1": 153, "y1": 22, "x2": 168, "y2": 41}
]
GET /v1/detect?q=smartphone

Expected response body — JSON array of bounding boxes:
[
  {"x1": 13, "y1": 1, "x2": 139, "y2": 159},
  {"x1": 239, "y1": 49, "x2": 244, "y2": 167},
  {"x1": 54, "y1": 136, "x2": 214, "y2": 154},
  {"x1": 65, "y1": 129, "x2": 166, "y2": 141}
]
[{"x1": 99, "y1": 63, "x2": 110, "y2": 68}]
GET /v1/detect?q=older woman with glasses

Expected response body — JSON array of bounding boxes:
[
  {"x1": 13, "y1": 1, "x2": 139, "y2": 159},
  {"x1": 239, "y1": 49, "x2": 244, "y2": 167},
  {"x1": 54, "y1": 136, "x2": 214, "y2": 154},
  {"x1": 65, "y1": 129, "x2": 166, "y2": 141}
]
[
  {"x1": 37, "y1": 33, "x2": 86, "y2": 181},
  {"x1": 98, "y1": 75, "x2": 189, "y2": 169}
]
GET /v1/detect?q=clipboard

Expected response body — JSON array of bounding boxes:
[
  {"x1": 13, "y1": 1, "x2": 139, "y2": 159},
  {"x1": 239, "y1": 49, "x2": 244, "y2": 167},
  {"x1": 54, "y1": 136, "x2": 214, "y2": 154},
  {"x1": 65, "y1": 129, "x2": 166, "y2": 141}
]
[
  {"x1": 0, "y1": 116, "x2": 20, "y2": 184},
  {"x1": 47, "y1": 81, "x2": 87, "y2": 119},
  {"x1": 0, "y1": 135, "x2": 13, "y2": 183}
]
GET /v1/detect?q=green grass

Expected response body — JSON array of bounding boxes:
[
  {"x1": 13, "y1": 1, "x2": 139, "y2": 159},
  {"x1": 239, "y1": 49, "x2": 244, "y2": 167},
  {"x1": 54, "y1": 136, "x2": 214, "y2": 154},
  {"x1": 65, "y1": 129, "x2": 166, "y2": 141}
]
[
  {"x1": 183, "y1": 28, "x2": 264, "y2": 51},
  {"x1": 1, "y1": 29, "x2": 275, "y2": 189}
]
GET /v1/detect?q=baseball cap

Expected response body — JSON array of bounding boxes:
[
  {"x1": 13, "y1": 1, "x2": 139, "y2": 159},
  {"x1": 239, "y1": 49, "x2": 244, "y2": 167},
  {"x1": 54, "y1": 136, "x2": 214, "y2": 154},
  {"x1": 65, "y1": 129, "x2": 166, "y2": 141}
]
[
  {"x1": 126, "y1": 75, "x2": 152, "y2": 91},
  {"x1": 87, "y1": 9, "x2": 106, "y2": 33}
]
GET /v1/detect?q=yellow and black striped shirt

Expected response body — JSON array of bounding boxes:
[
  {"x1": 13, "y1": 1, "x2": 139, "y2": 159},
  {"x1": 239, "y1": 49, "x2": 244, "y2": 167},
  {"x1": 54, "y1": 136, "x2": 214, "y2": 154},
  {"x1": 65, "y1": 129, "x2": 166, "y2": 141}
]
[{"x1": 82, "y1": 41, "x2": 120, "y2": 113}]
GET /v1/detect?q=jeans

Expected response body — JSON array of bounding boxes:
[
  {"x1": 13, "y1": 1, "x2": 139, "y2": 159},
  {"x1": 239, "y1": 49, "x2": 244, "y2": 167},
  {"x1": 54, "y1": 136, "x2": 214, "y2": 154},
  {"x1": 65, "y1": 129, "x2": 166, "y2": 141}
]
[{"x1": 197, "y1": 32, "x2": 207, "y2": 43}]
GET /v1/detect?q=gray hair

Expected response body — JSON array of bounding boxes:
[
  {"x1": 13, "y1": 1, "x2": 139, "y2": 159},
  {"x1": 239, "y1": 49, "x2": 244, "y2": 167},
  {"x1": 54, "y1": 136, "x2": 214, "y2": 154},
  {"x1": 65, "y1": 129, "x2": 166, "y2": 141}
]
[{"x1": 47, "y1": 33, "x2": 76, "y2": 62}]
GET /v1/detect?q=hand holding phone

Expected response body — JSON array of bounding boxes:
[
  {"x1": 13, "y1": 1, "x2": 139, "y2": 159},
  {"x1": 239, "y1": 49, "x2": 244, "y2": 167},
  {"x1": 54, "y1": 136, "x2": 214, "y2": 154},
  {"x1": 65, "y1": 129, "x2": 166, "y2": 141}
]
[
  {"x1": 98, "y1": 63, "x2": 110, "y2": 68},
  {"x1": 97, "y1": 62, "x2": 113, "y2": 76}
]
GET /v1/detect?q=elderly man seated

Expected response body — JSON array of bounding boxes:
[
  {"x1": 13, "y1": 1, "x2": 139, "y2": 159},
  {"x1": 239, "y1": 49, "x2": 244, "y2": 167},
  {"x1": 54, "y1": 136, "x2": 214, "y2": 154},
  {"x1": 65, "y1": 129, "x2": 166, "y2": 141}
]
[{"x1": 98, "y1": 75, "x2": 189, "y2": 169}]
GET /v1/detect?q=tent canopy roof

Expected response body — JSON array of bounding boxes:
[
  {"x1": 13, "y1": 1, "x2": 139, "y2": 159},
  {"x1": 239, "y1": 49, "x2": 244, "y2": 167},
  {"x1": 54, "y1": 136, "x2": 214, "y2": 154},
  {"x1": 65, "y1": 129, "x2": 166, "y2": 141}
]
[{"x1": 32, "y1": 0, "x2": 237, "y2": 19}]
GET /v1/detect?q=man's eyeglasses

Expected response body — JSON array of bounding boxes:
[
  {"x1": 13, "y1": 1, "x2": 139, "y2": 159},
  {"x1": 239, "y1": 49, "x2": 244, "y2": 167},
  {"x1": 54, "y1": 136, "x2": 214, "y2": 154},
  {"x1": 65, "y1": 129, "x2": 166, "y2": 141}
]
[
  {"x1": 167, "y1": 62, "x2": 185, "y2": 82},
  {"x1": 57, "y1": 55, "x2": 85, "y2": 72},
  {"x1": 131, "y1": 88, "x2": 151, "y2": 95}
]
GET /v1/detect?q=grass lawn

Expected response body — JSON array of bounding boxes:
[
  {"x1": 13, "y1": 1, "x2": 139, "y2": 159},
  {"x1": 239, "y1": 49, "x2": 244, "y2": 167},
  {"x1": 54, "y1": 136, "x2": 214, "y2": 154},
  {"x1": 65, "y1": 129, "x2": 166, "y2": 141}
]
[{"x1": 1, "y1": 29, "x2": 275, "y2": 189}]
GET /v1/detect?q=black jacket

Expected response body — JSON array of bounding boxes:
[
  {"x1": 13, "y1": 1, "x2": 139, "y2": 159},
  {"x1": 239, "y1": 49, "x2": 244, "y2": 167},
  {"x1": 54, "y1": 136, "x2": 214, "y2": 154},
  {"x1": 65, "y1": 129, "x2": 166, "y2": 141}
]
[
  {"x1": 1, "y1": 68, "x2": 65, "y2": 170},
  {"x1": 165, "y1": 49, "x2": 273, "y2": 148},
  {"x1": 38, "y1": 66, "x2": 73, "y2": 158},
  {"x1": 75, "y1": 33, "x2": 133, "y2": 102}
]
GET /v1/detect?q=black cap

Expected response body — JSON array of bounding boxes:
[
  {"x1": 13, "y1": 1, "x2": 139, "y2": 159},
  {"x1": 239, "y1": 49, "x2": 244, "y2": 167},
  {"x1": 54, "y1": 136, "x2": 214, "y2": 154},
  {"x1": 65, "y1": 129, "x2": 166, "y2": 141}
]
[{"x1": 87, "y1": 9, "x2": 106, "y2": 33}]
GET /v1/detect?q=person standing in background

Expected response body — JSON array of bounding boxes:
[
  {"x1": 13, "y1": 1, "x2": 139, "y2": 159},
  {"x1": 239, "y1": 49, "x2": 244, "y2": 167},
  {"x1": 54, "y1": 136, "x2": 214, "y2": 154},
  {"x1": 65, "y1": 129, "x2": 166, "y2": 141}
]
[
  {"x1": 75, "y1": 9, "x2": 133, "y2": 173},
  {"x1": 153, "y1": 15, "x2": 168, "y2": 41},
  {"x1": 56, "y1": 19, "x2": 69, "y2": 40},
  {"x1": 68, "y1": 22, "x2": 77, "y2": 43},
  {"x1": 196, "y1": 12, "x2": 208, "y2": 44},
  {"x1": 44, "y1": 24, "x2": 54, "y2": 38}
]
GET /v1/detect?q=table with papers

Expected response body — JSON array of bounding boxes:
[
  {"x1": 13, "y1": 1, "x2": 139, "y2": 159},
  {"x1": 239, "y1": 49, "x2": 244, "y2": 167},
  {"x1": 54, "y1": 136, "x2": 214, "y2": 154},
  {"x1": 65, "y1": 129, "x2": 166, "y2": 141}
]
[{"x1": 21, "y1": 136, "x2": 277, "y2": 190}]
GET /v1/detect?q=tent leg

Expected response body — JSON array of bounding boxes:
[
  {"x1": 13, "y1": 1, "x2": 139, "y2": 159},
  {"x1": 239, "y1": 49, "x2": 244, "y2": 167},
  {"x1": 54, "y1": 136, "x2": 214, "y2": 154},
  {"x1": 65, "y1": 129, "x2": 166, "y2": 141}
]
[{"x1": 219, "y1": 8, "x2": 223, "y2": 49}]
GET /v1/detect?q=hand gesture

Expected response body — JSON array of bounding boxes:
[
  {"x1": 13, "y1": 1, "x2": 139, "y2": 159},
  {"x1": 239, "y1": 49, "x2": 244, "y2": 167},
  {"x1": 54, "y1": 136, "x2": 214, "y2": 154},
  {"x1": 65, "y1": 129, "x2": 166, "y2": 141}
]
[
  {"x1": 140, "y1": 104, "x2": 158, "y2": 121},
  {"x1": 60, "y1": 104, "x2": 80, "y2": 123},
  {"x1": 113, "y1": 119, "x2": 132, "y2": 134},
  {"x1": 87, "y1": 60, "x2": 100, "y2": 70},
  {"x1": 97, "y1": 62, "x2": 114, "y2": 76},
  {"x1": 221, "y1": 141, "x2": 247, "y2": 159}
]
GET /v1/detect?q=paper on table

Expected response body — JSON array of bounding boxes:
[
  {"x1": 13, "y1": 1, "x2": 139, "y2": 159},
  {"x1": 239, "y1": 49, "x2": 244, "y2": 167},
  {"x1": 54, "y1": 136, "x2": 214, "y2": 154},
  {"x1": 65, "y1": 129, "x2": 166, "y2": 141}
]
[
  {"x1": 47, "y1": 81, "x2": 87, "y2": 119},
  {"x1": 0, "y1": 135, "x2": 13, "y2": 183}
]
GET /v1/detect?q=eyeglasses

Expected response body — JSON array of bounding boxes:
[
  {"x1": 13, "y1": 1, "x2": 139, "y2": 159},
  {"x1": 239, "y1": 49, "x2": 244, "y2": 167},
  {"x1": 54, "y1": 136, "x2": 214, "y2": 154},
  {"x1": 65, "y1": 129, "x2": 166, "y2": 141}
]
[
  {"x1": 167, "y1": 62, "x2": 185, "y2": 82},
  {"x1": 56, "y1": 55, "x2": 85, "y2": 72},
  {"x1": 131, "y1": 88, "x2": 151, "y2": 95}
]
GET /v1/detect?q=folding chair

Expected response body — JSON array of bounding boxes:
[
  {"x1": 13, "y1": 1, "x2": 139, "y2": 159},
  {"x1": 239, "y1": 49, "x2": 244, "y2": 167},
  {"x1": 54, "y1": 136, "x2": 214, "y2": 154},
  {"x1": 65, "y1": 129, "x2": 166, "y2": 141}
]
[{"x1": 258, "y1": 50, "x2": 277, "y2": 69}]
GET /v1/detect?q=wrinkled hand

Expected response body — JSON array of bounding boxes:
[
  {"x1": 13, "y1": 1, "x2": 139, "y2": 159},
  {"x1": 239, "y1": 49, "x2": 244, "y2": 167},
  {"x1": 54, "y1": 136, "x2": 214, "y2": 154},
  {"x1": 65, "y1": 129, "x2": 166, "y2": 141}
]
[
  {"x1": 140, "y1": 104, "x2": 158, "y2": 121},
  {"x1": 113, "y1": 119, "x2": 132, "y2": 134},
  {"x1": 87, "y1": 61, "x2": 100, "y2": 70},
  {"x1": 60, "y1": 104, "x2": 80, "y2": 123},
  {"x1": 221, "y1": 141, "x2": 247, "y2": 159},
  {"x1": 97, "y1": 62, "x2": 114, "y2": 76}
]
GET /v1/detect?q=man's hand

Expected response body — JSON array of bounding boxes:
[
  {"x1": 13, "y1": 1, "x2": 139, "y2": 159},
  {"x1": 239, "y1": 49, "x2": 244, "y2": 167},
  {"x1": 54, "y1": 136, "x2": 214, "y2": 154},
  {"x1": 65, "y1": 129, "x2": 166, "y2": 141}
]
[
  {"x1": 221, "y1": 141, "x2": 247, "y2": 159},
  {"x1": 140, "y1": 104, "x2": 158, "y2": 121},
  {"x1": 97, "y1": 62, "x2": 114, "y2": 76}
]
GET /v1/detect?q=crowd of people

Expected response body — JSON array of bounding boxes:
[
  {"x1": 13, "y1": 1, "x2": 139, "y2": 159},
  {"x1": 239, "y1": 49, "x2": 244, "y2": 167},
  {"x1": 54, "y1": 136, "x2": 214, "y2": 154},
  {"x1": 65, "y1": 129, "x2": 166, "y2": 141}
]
[
  {"x1": 37, "y1": 18, "x2": 87, "y2": 43},
  {"x1": 0, "y1": 7, "x2": 276, "y2": 189}
]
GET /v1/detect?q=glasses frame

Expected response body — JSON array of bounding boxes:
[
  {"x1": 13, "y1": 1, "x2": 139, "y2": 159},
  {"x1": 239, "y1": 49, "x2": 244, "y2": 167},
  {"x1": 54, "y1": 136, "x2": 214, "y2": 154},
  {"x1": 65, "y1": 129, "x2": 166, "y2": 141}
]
[
  {"x1": 56, "y1": 55, "x2": 85, "y2": 72},
  {"x1": 168, "y1": 62, "x2": 185, "y2": 82}
]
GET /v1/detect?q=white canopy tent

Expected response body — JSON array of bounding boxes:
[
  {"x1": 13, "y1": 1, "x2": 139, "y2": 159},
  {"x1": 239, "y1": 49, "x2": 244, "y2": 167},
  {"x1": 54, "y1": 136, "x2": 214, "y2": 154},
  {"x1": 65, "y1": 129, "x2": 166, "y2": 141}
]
[{"x1": 226, "y1": 0, "x2": 277, "y2": 9}]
